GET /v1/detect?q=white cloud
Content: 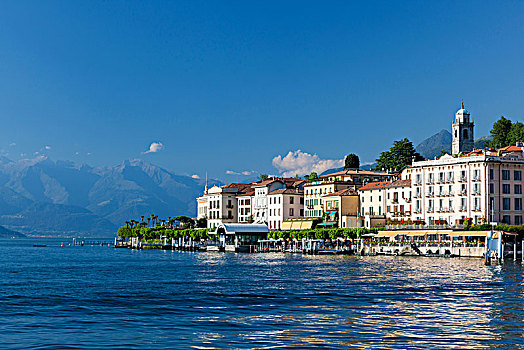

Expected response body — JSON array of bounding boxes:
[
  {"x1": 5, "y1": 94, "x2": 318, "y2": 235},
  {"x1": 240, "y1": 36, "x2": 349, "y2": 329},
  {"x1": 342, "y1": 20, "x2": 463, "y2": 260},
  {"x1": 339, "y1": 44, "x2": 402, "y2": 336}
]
[
  {"x1": 272, "y1": 150, "x2": 344, "y2": 177},
  {"x1": 226, "y1": 170, "x2": 255, "y2": 176},
  {"x1": 191, "y1": 174, "x2": 200, "y2": 179},
  {"x1": 33, "y1": 151, "x2": 39, "y2": 155},
  {"x1": 9, "y1": 142, "x2": 16, "y2": 147},
  {"x1": 143, "y1": 142, "x2": 164, "y2": 154},
  {"x1": 44, "y1": 145, "x2": 51, "y2": 150}
]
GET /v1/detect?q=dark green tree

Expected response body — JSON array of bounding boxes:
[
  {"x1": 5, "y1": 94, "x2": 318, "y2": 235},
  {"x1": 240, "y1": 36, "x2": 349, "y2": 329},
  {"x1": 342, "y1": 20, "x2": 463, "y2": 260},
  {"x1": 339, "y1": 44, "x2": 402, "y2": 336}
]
[
  {"x1": 439, "y1": 149, "x2": 448, "y2": 157},
  {"x1": 489, "y1": 116, "x2": 512, "y2": 148},
  {"x1": 507, "y1": 121, "x2": 524, "y2": 146},
  {"x1": 260, "y1": 174, "x2": 269, "y2": 181},
  {"x1": 374, "y1": 138, "x2": 422, "y2": 171},
  {"x1": 196, "y1": 217, "x2": 207, "y2": 228},
  {"x1": 344, "y1": 153, "x2": 360, "y2": 170},
  {"x1": 307, "y1": 172, "x2": 319, "y2": 180},
  {"x1": 117, "y1": 226, "x2": 133, "y2": 238}
]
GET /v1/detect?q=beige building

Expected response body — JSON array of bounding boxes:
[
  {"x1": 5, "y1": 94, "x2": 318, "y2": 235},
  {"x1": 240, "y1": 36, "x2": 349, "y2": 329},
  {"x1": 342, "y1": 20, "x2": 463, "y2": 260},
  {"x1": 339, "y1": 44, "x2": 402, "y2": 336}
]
[
  {"x1": 322, "y1": 188, "x2": 359, "y2": 228},
  {"x1": 305, "y1": 169, "x2": 394, "y2": 220},
  {"x1": 358, "y1": 181, "x2": 389, "y2": 228}
]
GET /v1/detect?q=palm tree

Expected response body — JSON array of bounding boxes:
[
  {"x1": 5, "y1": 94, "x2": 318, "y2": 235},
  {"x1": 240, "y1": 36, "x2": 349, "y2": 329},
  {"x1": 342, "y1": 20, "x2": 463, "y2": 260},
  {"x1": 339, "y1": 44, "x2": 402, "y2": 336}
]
[
  {"x1": 147, "y1": 217, "x2": 151, "y2": 227},
  {"x1": 125, "y1": 220, "x2": 130, "y2": 228}
]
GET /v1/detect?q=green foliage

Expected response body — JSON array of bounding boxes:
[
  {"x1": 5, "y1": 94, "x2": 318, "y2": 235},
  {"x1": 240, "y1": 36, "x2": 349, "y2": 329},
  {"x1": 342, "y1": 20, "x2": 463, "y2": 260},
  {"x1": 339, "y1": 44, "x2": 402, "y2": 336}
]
[
  {"x1": 117, "y1": 226, "x2": 133, "y2": 237},
  {"x1": 439, "y1": 149, "x2": 448, "y2": 157},
  {"x1": 375, "y1": 138, "x2": 423, "y2": 171},
  {"x1": 196, "y1": 217, "x2": 207, "y2": 228},
  {"x1": 344, "y1": 153, "x2": 360, "y2": 170},
  {"x1": 260, "y1": 174, "x2": 269, "y2": 181},
  {"x1": 307, "y1": 172, "x2": 319, "y2": 180},
  {"x1": 507, "y1": 121, "x2": 524, "y2": 147},
  {"x1": 268, "y1": 227, "x2": 381, "y2": 240},
  {"x1": 488, "y1": 116, "x2": 513, "y2": 148}
]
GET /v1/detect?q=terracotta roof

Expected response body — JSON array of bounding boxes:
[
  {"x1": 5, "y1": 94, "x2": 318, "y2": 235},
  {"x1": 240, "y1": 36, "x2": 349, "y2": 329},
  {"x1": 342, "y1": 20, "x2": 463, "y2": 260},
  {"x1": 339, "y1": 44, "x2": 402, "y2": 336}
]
[
  {"x1": 268, "y1": 188, "x2": 304, "y2": 195},
  {"x1": 321, "y1": 169, "x2": 391, "y2": 178},
  {"x1": 237, "y1": 190, "x2": 255, "y2": 197},
  {"x1": 498, "y1": 145, "x2": 523, "y2": 152},
  {"x1": 323, "y1": 188, "x2": 357, "y2": 197},
  {"x1": 385, "y1": 179, "x2": 411, "y2": 188},
  {"x1": 358, "y1": 181, "x2": 391, "y2": 191}
]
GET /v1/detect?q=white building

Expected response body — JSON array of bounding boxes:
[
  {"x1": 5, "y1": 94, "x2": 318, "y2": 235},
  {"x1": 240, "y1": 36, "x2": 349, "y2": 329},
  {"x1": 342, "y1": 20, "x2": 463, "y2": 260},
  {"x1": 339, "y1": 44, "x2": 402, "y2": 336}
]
[
  {"x1": 267, "y1": 188, "x2": 304, "y2": 230},
  {"x1": 196, "y1": 183, "x2": 253, "y2": 229},
  {"x1": 384, "y1": 179, "x2": 412, "y2": 223},
  {"x1": 358, "y1": 181, "x2": 389, "y2": 228}
]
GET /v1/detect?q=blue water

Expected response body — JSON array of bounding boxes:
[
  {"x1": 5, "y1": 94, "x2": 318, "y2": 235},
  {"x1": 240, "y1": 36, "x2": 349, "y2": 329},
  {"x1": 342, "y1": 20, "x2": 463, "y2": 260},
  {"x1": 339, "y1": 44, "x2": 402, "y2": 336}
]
[{"x1": 0, "y1": 238, "x2": 523, "y2": 349}]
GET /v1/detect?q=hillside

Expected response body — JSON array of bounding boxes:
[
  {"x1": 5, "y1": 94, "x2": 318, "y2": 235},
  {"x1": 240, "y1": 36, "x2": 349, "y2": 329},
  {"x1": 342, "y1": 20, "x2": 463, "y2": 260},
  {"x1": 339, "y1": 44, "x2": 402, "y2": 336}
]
[
  {"x1": 0, "y1": 225, "x2": 25, "y2": 238},
  {"x1": 0, "y1": 157, "x2": 221, "y2": 237}
]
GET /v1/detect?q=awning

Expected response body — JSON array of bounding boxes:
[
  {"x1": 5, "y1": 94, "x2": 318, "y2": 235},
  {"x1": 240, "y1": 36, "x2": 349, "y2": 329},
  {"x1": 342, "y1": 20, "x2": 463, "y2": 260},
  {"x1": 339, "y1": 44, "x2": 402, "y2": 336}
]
[
  {"x1": 376, "y1": 231, "x2": 399, "y2": 238},
  {"x1": 448, "y1": 231, "x2": 495, "y2": 237},
  {"x1": 406, "y1": 231, "x2": 426, "y2": 236},
  {"x1": 281, "y1": 221, "x2": 292, "y2": 230}
]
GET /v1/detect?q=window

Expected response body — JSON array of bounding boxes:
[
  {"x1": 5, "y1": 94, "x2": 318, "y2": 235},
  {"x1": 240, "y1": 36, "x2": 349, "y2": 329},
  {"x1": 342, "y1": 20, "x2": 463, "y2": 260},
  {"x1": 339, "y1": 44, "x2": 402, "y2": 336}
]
[
  {"x1": 515, "y1": 184, "x2": 522, "y2": 194},
  {"x1": 290, "y1": 196, "x2": 294, "y2": 204},
  {"x1": 300, "y1": 209, "x2": 304, "y2": 216},
  {"x1": 503, "y1": 215, "x2": 511, "y2": 224},
  {"x1": 490, "y1": 169, "x2": 494, "y2": 180},
  {"x1": 515, "y1": 198, "x2": 522, "y2": 211},
  {"x1": 503, "y1": 184, "x2": 511, "y2": 194},
  {"x1": 516, "y1": 216, "x2": 523, "y2": 225},
  {"x1": 503, "y1": 198, "x2": 511, "y2": 211},
  {"x1": 290, "y1": 208, "x2": 294, "y2": 216},
  {"x1": 489, "y1": 183, "x2": 495, "y2": 194},
  {"x1": 502, "y1": 170, "x2": 510, "y2": 180},
  {"x1": 515, "y1": 171, "x2": 522, "y2": 181}
]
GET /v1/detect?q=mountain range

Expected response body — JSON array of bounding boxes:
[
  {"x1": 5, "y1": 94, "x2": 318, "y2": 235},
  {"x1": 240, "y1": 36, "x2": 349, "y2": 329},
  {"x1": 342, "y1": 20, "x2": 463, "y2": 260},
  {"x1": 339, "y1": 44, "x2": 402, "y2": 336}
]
[
  {"x1": 415, "y1": 130, "x2": 492, "y2": 159},
  {"x1": 0, "y1": 157, "x2": 220, "y2": 237}
]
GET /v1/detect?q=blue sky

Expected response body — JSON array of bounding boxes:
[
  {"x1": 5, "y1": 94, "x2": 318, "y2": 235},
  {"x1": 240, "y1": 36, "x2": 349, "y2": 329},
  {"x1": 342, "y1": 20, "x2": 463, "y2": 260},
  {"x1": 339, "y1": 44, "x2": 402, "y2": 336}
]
[{"x1": 1, "y1": 1, "x2": 524, "y2": 181}]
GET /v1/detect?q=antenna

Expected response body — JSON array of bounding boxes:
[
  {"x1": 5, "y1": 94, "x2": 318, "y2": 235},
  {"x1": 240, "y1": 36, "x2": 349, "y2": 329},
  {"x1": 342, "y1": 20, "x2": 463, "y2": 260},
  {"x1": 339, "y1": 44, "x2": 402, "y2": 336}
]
[{"x1": 205, "y1": 172, "x2": 208, "y2": 194}]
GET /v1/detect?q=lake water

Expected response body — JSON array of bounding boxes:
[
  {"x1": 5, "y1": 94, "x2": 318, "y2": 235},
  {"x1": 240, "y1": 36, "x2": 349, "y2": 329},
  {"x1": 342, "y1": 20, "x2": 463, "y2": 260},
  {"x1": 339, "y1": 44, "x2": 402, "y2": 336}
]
[{"x1": 0, "y1": 238, "x2": 523, "y2": 349}]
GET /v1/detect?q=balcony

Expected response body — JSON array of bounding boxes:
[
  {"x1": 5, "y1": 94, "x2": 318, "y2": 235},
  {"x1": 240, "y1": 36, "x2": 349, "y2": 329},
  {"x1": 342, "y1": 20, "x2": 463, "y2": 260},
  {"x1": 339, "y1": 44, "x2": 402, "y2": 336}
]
[
  {"x1": 459, "y1": 207, "x2": 467, "y2": 212},
  {"x1": 437, "y1": 178, "x2": 445, "y2": 184},
  {"x1": 459, "y1": 190, "x2": 467, "y2": 196},
  {"x1": 473, "y1": 207, "x2": 482, "y2": 212},
  {"x1": 437, "y1": 192, "x2": 446, "y2": 197},
  {"x1": 404, "y1": 197, "x2": 412, "y2": 202},
  {"x1": 446, "y1": 177, "x2": 454, "y2": 183},
  {"x1": 448, "y1": 191, "x2": 454, "y2": 196},
  {"x1": 472, "y1": 176, "x2": 481, "y2": 181},
  {"x1": 459, "y1": 176, "x2": 467, "y2": 182},
  {"x1": 426, "y1": 192, "x2": 434, "y2": 197},
  {"x1": 437, "y1": 207, "x2": 445, "y2": 212},
  {"x1": 413, "y1": 193, "x2": 421, "y2": 198},
  {"x1": 414, "y1": 180, "x2": 422, "y2": 186},
  {"x1": 426, "y1": 179, "x2": 434, "y2": 184},
  {"x1": 473, "y1": 190, "x2": 481, "y2": 195},
  {"x1": 391, "y1": 198, "x2": 399, "y2": 204},
  {"x1": 414, "y1": 208, "x2": 422, "y2": 213}
]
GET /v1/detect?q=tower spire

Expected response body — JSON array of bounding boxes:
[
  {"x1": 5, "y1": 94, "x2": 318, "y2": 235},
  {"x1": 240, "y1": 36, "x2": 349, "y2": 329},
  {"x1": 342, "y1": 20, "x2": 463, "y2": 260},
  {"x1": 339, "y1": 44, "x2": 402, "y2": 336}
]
[{"x1": 461, "y1": 100, "x2": 464, "y2": 109}]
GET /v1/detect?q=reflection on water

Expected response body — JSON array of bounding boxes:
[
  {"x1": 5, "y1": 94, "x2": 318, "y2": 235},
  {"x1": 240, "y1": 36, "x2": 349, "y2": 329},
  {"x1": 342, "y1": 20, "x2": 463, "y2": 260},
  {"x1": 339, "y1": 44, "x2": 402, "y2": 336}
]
[{"x1": 0, "y1": 238, "x2": 523, "y2": 349}]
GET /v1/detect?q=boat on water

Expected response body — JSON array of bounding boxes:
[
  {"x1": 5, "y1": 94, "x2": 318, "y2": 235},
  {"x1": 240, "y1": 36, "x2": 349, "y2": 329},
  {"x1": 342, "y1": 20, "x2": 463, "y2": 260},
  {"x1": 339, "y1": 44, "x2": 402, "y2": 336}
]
[{"x1": 33, "y1": 244, "x2": 47, "y2": 247}]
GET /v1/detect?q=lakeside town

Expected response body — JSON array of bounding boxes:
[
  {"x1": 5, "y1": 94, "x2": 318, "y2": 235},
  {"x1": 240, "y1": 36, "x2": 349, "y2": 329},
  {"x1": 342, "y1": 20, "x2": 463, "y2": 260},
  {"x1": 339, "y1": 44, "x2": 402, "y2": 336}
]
[{"x1": 117, "y1": 104, "x2": 524, "y2": 262}]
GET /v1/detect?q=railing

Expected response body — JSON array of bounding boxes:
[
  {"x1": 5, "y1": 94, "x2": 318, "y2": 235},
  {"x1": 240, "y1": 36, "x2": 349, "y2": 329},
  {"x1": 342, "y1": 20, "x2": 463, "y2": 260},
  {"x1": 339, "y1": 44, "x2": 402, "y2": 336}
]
[
  {"x1": 426, "y1": 192, "x2": 434, "y2": 197},
  {"x1": 447, "y1": 177, "x2": 454, "y2": 183},
  {"x1": 385, "y1": 224, "x2": 465, "y2": 230},
  {"x1": 459, "y1": 176, "x2": 467, "y2": 182}
]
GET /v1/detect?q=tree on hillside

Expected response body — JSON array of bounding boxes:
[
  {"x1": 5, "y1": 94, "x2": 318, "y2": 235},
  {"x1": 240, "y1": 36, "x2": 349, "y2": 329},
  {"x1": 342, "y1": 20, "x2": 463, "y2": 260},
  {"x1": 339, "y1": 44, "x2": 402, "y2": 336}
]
[
  {"x1": 307, "y1": 172, "x2": 319, "y2": 180},
  {"x1": 260, "y1": 174, "x2": 268, "y2": 181},
  {"x1": 507, "y1": 121, "x2": 524, "y2": 146},
  {"x1": 344, "y1": 153, "x2": 360, "y2": 170},
  {"x1": 489, "y1": 116, "x2": 512, "y2": 148},
  {"x1": 374, "y1": 138, "x2": 423, "y2": 171},
  {"x1": 439, "y1": 149, "x2": 448, "y2": 157}
]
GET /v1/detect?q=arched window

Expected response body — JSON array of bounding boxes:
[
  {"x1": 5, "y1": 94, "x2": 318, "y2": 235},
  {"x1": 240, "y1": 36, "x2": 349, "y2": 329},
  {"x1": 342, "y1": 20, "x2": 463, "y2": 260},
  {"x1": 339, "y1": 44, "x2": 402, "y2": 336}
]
[
  {"x1": 455, "y1": 129, "x2": 458, "y2": 138},
  {"x1": 463, "y1": 129, "x2": 468, "y2": 139}
]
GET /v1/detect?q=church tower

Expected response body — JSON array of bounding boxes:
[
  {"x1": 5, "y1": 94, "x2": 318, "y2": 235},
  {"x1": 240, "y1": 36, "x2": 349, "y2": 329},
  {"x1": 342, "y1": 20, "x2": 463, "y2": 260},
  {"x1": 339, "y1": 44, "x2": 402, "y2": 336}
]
[{"x1": 452, "y1": 102, "x2": 474, "y2": 155}]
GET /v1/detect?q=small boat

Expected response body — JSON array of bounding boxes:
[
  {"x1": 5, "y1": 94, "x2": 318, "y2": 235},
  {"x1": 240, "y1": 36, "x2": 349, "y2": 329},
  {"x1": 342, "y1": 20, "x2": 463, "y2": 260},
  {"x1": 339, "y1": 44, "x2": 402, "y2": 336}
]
[{"x1": 33, "y1": 244, "x2": 47, "y2": 247}]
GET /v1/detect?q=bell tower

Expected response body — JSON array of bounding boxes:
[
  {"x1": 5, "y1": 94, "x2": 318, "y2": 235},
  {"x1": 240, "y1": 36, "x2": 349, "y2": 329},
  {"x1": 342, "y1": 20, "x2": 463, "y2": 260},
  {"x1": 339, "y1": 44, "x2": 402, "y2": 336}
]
[{"x1": 452, "y1": 101, "x2": 474, "y2": 155}]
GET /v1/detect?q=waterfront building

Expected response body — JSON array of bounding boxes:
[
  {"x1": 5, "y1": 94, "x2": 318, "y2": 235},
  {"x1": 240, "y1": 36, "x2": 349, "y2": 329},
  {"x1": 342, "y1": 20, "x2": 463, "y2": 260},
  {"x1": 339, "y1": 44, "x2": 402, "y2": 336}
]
[
  {"x1": 237, "y1": 190, "x2": 254, "y2": 223},
  {"x1": 304, "y1": 169, "x2": 393, "y2": 219},
  {"x1": 358, "y1": 181, "x2": 390, "y2": 228},
  {"x1": 407, "y1": 147, "x2": 524, "y2": 226},
  {"x1": 384, "y1": 179, "x2": 412, "y2": 223},
  {"x1": 252, "y1": 178, "x2": 307, "y2": 225},
  {"x1": 267, "y1": 188, "x2": 304, "y2": 230},
  {"x1": 196, "y1": 183, "x2": 253, "y2": 229},
  {"x1": 321, "y1": 188, "x2": 359, "y2": 228}
]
